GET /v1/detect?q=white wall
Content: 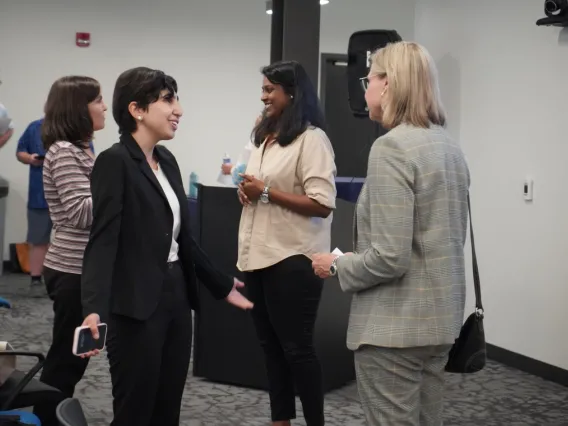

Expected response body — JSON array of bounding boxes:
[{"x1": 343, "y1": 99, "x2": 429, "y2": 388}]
[
  {"x1": 415, "y1": 0, "x2": 568, "y2": 369},
  {"x1": 320, "y1": 0, "x2": 415, "y2": 54},
  {"x1": 0, "y1": 0, "x2": 271, "y2": 255}
]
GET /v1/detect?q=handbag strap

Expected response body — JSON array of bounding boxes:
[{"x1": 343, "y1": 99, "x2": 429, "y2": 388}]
[{"x1": 467, "y1": 194, "x2": 483, "y2": 313}]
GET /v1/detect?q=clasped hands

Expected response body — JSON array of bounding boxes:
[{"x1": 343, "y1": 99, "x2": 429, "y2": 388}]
[{"x1": 237, "y1": 173, "x2": 265, "y2": 206}]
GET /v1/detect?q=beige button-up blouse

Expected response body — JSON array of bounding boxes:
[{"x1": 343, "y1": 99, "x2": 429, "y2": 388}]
[{"x1": 237, "y1": 126, "x2": 337, "y2": 272}]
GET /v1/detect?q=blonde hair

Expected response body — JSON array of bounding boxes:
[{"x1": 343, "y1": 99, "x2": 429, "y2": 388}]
[{"x1": 370, "y1": 41, "x2": 446, "y2": 129}]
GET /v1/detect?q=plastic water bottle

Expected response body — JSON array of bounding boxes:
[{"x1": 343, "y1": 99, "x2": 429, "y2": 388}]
[
  {"x1": 217, "y1": 153, "x2": 234, "y2": 186},
  {"x1": 189, "y1": 172, "x2": 199, "y2": 198}
]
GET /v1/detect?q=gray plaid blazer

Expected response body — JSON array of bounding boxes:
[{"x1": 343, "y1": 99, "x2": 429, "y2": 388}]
[{"x1": 336, "y1": 123, "x2": 470, "y2": 350}]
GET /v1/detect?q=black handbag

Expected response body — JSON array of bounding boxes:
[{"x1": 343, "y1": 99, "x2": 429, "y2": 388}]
[{"x1": 445, "y1": 194, "x2": 486, "y2": 373}]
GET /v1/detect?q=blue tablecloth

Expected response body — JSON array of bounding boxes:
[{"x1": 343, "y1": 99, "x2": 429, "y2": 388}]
[{"x1": 335, "y1": 177, "x2": 365, "y2": 203}]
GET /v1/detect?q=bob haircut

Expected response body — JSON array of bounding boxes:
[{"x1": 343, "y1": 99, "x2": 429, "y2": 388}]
[
  {"x1": 42, "y1": 76, "x2": 100, "y2": 150},
  {"x1": 370, "y1": 41, "x2": 446, "y2": 129},
  {"x1": 252, "y1": 60, "x2": 326, "y2": 147},
  {"x1": 112, "y1": 67, "x2": 178, "y2": 135}
]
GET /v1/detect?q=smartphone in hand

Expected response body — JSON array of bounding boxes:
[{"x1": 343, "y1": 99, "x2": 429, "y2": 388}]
[{"x1": 72, "y1": 323, "x2": 108, "y2": 356}]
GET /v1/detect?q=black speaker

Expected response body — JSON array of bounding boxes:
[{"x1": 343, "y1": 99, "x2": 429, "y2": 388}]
[{"x1": 347, "y1": 30, "x2": 402, "y2": 117}]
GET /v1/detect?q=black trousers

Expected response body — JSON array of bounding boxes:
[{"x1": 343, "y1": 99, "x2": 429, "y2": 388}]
[
  {"x1": 245, "y1": 255, "x2": 325, "y2": 426},
  {"x1": 107, "y1": 261, "x2": 192, "y2": 426},
  {"x1": 33, "y1": 267, "x2": 89, "y2": 426}
]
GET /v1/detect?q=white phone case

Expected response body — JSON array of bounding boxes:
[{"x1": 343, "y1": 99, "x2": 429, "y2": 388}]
[{"x1": 72, "y1": 323, "x2": 108, "y2": 356}]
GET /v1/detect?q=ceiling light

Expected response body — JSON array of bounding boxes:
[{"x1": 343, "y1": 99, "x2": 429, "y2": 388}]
[{"x1": 266, "y1": 0, "x2": 328, "y2": 16}]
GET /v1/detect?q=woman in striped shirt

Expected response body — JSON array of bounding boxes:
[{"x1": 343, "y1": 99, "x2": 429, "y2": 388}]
[{"x1": 34, "y1": 76, "x2": 107, "y2": 426}]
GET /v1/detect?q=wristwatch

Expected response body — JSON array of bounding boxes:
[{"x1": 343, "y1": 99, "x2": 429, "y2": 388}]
[
  {"x1": 329, "y1": 256, "x2": 339, "y2": 276},
  {"x1": 260, "y1": 185, "x2": 270, "y2": 204}
]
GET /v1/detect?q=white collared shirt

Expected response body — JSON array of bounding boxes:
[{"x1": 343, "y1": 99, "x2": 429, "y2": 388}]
[{"x1": 153, "y1": 164, "x2": 181, "y2": 262}]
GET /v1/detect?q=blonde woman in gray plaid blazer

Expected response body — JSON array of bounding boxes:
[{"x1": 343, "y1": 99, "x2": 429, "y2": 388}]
[{"x1": 313, "y1": 42, "x2": 470, "y2": 426}]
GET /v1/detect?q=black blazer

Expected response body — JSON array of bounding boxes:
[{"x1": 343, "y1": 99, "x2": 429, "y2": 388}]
[{"x1": 81, "y1": 133, "x2": 233, "y2": 322}]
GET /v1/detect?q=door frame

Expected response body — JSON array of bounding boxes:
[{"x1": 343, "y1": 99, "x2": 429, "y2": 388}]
[{"x1": 320, "y1": 53, "x2": 348, "y2": 112}]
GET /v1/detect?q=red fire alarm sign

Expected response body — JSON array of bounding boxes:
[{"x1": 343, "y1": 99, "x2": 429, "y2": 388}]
[{"x1": 76, "y1": 32, "x2": 91, "y2": 47}]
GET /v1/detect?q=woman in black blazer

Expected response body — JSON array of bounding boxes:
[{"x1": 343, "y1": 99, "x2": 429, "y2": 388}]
[{"x1": 80, "y1": 67, "x2": 253, "y2": 426}]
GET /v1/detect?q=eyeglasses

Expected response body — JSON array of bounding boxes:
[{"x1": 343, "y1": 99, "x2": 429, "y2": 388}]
[{"x1": 359, "y1": 77, "x2": 369, "y2": 91}]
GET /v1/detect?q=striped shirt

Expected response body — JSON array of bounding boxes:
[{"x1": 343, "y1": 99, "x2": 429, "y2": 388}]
[{"x1": 43, "y1": 141, "x2": 94, "y2": 275}]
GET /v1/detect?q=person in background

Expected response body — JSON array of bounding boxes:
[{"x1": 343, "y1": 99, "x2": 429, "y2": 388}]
[
  {"x1": 312, "y1": 41, "x2": 470, "y2": 426},
  {"x1": 237, "y1": 60, "x2": 337, "y2": 426},
  {"x1": 33, "y1": 76, "x2": 107, "y2": 426},
  {"x1": 220, "y1": 114, "x2": 262, "y2": 185},
  {"x1": 0, "y1": 101, "x2": 14, "y2": 149},
  {"x1": 16, "y1": 118, "x2": 51, "y2": 297},
  {"x1": 80, "y1": 67, "x2": 253, "y2": 426},
  {"x1": 16, "y1": 118, "x2": 95, "y2": 297}
]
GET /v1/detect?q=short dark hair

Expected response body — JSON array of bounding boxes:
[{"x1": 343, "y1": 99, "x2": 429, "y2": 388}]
[
  {"x1": 253, "y1": 60, "x2": 326, "y2": 147},
  {"x1": 112, "y1": 67, "x2": 178, "y2": 134},
  {"x1": 42, "y1": 76, "x2": 100, "y2": 150}
]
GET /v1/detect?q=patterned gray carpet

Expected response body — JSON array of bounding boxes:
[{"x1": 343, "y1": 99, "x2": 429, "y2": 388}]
[{"x1": 1, "y1": 272, "x2": 567, "y2": 425}]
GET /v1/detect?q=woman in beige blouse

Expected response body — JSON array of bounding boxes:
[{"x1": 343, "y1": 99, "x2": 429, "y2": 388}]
[{"x1": 238, "y1": 61, "x2": 337, "y2": 426}]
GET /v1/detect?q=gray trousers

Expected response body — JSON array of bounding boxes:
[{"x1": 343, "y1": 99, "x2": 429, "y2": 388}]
[{"x1": 354, "y1": 345, "x2": 452, "y2": 426}]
